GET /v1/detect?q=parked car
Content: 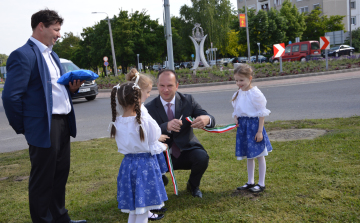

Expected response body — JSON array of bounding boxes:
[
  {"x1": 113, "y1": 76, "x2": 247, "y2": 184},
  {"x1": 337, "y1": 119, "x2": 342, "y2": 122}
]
[
  {"x1": 238, "y1": 57, "x2": 249, "y2": 63},
  {"x1": 223, "y1": 57, "x2": 236, "y2": 66},
  {"x1": 180, "y1": 62, "x2": 192, "y2": 69},
  {"x1": 322, "y1": 45, "x2": 355, "y2": 57},
  {"x1": 151, "y1": 65, "x2": 161, "y2": 71},
  {"x1": 216, "y1": 58, "x2": 225, "y2": 65},
  {"x1": 271, "y1": 40, "x2": 321, "y2": 63},
  {"x1": 174, "y1": 62, "x2": 180, "y2": 69},
  {"x1": 60, "y1": 58, "x2": 98, "y2": 101},
  {"x1": 250, "y1": 55, "x2": 268, "y2": 63}
]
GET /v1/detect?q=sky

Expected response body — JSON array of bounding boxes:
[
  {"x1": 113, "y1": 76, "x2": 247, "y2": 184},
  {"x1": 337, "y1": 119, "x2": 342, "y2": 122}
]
[{"x1": 0, "y1": 0, "x2": 238, "y2": 56}]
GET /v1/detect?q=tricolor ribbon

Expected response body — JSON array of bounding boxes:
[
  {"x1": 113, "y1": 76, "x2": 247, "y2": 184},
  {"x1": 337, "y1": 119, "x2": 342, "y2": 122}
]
[
  {"x1": 164, "y1": 147, "x2": 178, "y2": 195},
  {"x1": 185, "y1": 116, "x2": 238, "y2": 133}
]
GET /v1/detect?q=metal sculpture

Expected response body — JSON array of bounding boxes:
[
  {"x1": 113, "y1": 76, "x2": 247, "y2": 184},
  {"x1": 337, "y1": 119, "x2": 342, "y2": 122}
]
[{"x1": 189, "y1": 23, "x2": 210, "y2": 69}]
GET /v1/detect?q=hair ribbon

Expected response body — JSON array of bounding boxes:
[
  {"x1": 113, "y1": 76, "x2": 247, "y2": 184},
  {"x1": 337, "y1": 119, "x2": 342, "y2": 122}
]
[{"x1": 132, "y1": 72, "x2": 141, "y2": 90}]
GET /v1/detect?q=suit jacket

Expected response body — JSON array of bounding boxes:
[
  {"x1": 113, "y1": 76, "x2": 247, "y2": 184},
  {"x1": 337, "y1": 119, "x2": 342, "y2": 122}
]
[
  {"x1": 2, "y1": 39, "x2": 77, "y2": 148},
  {"x1": 145, "y1": 92, "x2": 215, "y2": 151}
]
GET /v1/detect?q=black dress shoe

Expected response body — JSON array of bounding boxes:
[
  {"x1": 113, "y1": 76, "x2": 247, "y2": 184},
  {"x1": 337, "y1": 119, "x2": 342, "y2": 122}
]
[
  {"x1": 249, "y1": 184, "x2": 265, "y2": 193},
  {"x1": 69, "y1": 220, "x2": 87, "y2": 223},
  {"x1": 237, "y1": 183, "x2": 255, "y2": 190},
  {"x1": 148, "y1": 213, "x2": 164, "y2": 221},
  {"x1": 151, "y1": 207, "x2": 167, "y2": 213},
  {"x1": 162, "y1": 174, "x2": 169, "y2": 186},
  {"x1": 187, "y1": 181, "x2": 203, "y2": 198}
]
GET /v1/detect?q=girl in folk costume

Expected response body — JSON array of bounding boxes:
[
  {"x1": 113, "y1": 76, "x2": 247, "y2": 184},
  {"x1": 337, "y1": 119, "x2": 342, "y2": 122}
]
[
  {"x1": 109, "y1": 81, "x2": 168, "y2": 223},
  {"x1": 125, "y1": 69, "x2": 170, "y2": 220},
  {"x1": 232, "y1": 64, "x2": 273, "y2": 193},
  {"x1": 126, "y1": 69, "x2": 170, "y2": 181}
]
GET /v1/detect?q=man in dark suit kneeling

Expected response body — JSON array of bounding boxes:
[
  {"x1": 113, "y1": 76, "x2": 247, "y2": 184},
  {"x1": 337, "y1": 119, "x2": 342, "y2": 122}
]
[{"x1": 145, "y1": 69, "x2": 215, "y2": 198}]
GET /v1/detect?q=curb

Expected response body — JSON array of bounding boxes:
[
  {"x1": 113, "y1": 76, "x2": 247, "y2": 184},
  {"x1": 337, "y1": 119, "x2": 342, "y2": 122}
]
[{"x1": 98, "y1": 67, "x2": 360, "y2": 92}]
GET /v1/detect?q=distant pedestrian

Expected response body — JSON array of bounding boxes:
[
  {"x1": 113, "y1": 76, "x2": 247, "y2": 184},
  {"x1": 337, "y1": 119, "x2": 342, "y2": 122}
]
[
  {"x1": 109, "y1": 81, "x2": 168, "y2": 223},
  {"x1": 232, "y1": 64, "x2": 273, "y2": 193}
]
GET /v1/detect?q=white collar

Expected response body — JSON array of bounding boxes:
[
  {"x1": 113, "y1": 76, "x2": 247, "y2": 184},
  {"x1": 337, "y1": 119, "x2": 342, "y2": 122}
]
[
  {"x1": 160, "y1": 95, "x2": 175, "y2": 107},
  {"x1": 30, "y1": 36, "x2": 53, "y2": 53}
]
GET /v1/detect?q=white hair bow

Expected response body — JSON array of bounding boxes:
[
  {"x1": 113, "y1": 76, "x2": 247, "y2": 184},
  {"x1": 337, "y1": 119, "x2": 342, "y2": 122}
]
[{"x1": 132, "y1": 72, "x2": 141, "y2": 90}]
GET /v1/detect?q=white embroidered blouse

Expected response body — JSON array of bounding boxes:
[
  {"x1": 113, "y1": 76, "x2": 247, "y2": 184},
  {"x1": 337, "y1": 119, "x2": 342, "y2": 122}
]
[
  {"x1": 232, "y1": 86, "x2": 271, "y2": 118},
  {"x1": 113, "y1": 109, "x2": 166, "y2": 155}
]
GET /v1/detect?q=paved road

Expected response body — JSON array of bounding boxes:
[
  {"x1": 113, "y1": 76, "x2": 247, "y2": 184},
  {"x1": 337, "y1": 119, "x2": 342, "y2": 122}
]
[{"x1": 1, "y1": 71, "x2": 359, "y2": 153}]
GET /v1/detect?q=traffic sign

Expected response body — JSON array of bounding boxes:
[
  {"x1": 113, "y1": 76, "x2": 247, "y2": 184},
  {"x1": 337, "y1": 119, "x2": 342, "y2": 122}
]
[
  {"x1": 104, "y1": 61, "x2": 109, "y2": 66},
  {"x1": 320, "y1": 36, "x2": 330, "y2": 50},
  {"x1": 273, "y1": 43, "x2": 285, "y2": 58},
  {"x1": 103, "y1": 56, "x2": 108, "y2": 62},
  {"x1": 191, "y1": 54, "x2": 194, "y2": 58},
  {"x1": 239, "y1": 14, "x2": 246, "y2": 28}
]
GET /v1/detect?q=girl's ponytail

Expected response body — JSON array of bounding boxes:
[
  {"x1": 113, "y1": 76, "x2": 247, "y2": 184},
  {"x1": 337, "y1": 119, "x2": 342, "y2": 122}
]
[
  {"x1": 133, "y1": 89, "x2": 145, "y2": 141},
  {"x1": 110, "y1": 87, "x2": 118, "y2": 138}
]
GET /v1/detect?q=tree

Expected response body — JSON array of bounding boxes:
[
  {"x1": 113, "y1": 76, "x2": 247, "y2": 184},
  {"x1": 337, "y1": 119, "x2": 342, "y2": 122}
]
[
  {"x1": 279, "y1": 0, "x2": 306, "y2": 43},
  {"x1": 53, "y1": 32, "x2": 81, "y2": 61},
  {"x1": 267, "y1": 8, "x2": 287, "y2": 47},
  {"x1": 302, "y1": 7, "x2": 345, "y2": 41},
  {"x1": 345, "y1": 27, "x2": 360, "y2": 52},
  {"x1": 180, "y1": 0, "x2": 233, "y2": 57},
  {"x1": 225, "y1": 30, "x2": 244, "y2": 56},
  {"x1": 0, "y1": 54, "x2": 8, "y2": 66}
]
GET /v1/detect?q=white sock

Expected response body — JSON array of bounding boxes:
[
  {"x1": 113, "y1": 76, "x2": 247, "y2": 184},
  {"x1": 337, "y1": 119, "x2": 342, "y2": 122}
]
[
  {"x1": 257, "y1": 156, "x2": 266, "y2": 187},
  {"x1": 247, "y1": 159, "x2": 255, "y2": 185},
  {"x1": 135, "y1": 211, "x2": 149, "y2": 223},
  {"x1": 148, "y1": 211, "x2": 157, "y2": 218},
  {"x1": 128, "y1": 213, "x2": 136, "y2": 223}
]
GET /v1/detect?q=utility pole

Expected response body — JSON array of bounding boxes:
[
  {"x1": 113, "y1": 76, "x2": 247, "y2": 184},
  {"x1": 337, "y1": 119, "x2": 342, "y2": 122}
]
[
  {"x1": 245, "y1": 0, "x2": 251, "y2": 63},
  {"x1": 349, "y1": 0, "x2": 352, "y2": 47},
  {"x1": 164, "y1": 0, "x2": 174, "y2": 70},
  {"x1": 92, "y1": 12, "x2": 118, "y2": 76}
]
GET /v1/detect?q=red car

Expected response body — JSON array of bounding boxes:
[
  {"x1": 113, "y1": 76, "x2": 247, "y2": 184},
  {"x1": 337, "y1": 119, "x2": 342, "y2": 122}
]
[{"x1": 271, "y1": 41, "x2": 321, "y2": 63}]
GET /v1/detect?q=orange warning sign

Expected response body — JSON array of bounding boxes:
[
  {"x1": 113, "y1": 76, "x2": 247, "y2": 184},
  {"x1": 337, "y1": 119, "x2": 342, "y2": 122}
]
[{"x1": 239, "y1": 14, "x2": 246, "y2": 28}]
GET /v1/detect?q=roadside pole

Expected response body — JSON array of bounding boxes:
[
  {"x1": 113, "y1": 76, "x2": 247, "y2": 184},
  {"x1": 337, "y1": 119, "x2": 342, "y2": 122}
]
[
  {"x1": 325, "y1": 49, "x2": 328, "y2": 70},
  {"x1": 280, "y1": 57, "x2": 283, "y2": 72},
  {"x1": 245, "y1": 0, "x2": 251, "y2": 63},
  {"x1": 320, "y1": 36, "x2": 330, "y2": 71},
  {"x1": 164, "y1": 0, "x2": 174, "y2": 70}
]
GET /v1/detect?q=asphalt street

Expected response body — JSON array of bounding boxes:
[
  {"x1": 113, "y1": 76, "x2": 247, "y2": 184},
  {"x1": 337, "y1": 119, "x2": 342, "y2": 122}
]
[{"x1": 1, "y1": 72, "x2": 360, "y2": 153}]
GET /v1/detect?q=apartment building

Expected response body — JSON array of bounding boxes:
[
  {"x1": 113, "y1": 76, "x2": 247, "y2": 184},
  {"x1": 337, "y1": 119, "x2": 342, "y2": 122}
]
[{"x1": 236, "y1": 0, "x2": 360, "y2": 31}]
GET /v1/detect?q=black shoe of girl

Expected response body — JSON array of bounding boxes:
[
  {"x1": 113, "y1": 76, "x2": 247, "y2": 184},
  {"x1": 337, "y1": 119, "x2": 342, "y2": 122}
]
[
  {"x1": 237, "y1": 183, "x2": 255, "y2": 190},
  {"x1": 249, "y1": 184, "x2": 265, "y2": 193},
  {"x1": 151, "y1": 207, "x2": 167, "y2": 213},
  {"x1": 148, "y1": 213, "x2": 164, "y2": 221}
]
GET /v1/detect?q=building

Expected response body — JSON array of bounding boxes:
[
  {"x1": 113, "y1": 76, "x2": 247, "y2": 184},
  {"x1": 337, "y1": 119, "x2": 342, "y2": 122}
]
[{"x1": 236, "y1": 0, "x2": 360, "y2": 32}]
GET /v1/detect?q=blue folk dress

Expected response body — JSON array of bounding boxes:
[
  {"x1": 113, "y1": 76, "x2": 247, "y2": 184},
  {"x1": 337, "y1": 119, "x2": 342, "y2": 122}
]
[
  {"x1": 141, "y1": 106, "x2": 169, "y2": 174},
  {"x1": 113, "y1": 114, "x2": 168, "y2": 214},
  {"x1": 232, "y1": 86, "x2": 273, "y2": 160}
]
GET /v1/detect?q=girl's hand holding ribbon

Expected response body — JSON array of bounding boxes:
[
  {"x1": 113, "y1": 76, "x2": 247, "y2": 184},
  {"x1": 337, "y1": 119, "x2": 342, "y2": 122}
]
[{"x1": 159, "y1": 134, "x2": 170, "y2": 142}]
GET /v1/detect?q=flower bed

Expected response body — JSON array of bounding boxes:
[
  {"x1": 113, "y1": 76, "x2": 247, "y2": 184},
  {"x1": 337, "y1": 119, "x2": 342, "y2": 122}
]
[{"x1": 96, "y1": 55, "x2": 360, "y2": 89}]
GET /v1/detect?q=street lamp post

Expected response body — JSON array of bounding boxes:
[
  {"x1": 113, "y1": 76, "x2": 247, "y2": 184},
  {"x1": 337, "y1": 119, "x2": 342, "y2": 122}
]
[
  {"x1": 137, "y1": 54, "x2": 140, "y2": 71},
  {"x1": 92, "y1": 12, "x2": 118, "y2": 76}
]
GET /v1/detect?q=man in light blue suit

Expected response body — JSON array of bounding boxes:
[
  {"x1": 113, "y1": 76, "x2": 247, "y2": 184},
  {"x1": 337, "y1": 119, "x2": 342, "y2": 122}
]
[{"x1": 2, "y1": 9, "x2": 86, "y2": 223}]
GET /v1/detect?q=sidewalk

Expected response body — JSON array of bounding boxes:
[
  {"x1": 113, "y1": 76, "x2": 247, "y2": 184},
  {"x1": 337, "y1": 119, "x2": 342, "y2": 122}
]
[{"x1": 96, "y1": 68, "x2": 360, "y2": 99}]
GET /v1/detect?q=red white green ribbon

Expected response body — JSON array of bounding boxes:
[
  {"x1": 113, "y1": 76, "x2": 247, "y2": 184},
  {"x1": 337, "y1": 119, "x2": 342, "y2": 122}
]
[
  {"x1": 164, "y1": 147, "x2": 178, "y2": 195},
  {"x1": 185, "y1": 116, "x2": 238, "y2": 133}
]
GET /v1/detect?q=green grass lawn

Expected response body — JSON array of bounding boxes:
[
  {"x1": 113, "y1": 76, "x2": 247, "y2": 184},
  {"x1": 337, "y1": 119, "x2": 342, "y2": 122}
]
[
  {"x1": 0, "y1": 88, "x2": 3, "y2": 92},
  {"x1": 1, "y1": 117, "x2": 359, "y2": 222}
]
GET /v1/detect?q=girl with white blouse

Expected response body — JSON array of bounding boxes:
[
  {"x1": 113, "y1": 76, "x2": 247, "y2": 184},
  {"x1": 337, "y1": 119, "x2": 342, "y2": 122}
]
[
  {"x1": 232, "y1": 64, "x2": 273, "y2": 193},
  {"x1": 109, "y1": 82, "x2": 168, "y2": 223}
]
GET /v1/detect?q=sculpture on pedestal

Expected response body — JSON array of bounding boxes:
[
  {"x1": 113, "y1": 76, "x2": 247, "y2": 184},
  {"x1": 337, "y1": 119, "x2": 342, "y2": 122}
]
[{"x1": 189, "y1": 23, "x2": 210, "y2": 69}]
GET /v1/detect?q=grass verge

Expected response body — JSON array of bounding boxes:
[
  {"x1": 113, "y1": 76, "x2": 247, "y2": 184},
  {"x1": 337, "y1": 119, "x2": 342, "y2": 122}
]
[{"x1": 1, "y1": 116, "x2": 359, "y2": 222}]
